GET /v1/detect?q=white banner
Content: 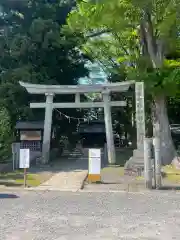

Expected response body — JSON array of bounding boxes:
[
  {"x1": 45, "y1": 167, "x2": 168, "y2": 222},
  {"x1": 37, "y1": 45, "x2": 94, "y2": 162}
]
[
  {"x1": 88, "y1": 149, "x2": 101, "y2": 175},
  {"x1": 19, "y1": 149, "x2": 30, "y2": 169},
  {"x1": 89, "y1": 149, "x2": 101, "y2": 159},
  {"x1": 89, "y1": 157, "x2": 101, "y2": 175}
]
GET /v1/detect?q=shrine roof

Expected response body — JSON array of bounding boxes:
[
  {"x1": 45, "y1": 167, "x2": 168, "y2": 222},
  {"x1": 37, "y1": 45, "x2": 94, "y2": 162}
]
[{"x1": 15, "y1": 121, "x2": 44, "y2": 130}]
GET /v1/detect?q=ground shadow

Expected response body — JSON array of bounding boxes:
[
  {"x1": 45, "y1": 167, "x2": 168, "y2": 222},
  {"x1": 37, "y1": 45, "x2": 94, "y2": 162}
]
[
  {"x1": 29, "y1": 156, "x2": 89, "y2": 174},
  {"x1": 0, "y1": 174, "x2": 24, "y2": 180},
  {"x1": 0, "y1": 181, "x2": 23, "y2": 187},
  {"x1": 91, "y1": 181, "x2": 122, "y2": 185},
  {"x1": 0, "y1": 148, "x2": 133, "y2": 183},
  {"x1": 0, "y1": 193, "x2": 19, "y2": 199},
  {"x1": 158, "y1": 186, "x2": 180, "y2": 191}
]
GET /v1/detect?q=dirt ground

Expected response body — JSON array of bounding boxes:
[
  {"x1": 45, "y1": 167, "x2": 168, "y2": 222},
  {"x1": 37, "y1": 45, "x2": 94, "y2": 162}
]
[{"x1": 85, "y1": 148, "x2": 180, "y2": 192}]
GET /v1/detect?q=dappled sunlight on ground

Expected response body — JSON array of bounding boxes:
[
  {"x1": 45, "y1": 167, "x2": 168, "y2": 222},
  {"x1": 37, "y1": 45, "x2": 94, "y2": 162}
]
[{"x1": 162, "y1": 164, "x2": 180, "y2": 184}]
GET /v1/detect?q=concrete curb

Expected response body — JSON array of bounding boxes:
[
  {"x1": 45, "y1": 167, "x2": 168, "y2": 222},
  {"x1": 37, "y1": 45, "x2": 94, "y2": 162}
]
[
  {"x1": 0, "y1": 186, "x2": 180, "y2": 195},
  {"x1": 0, "y1": 186, "x2": 79, "y2": 192},
  {"x1": 0, "y1": 185, "x2": 148, "y2": 194},
  {"x1": 79, "y1": 189, "x2": 151, "y2": 194}
]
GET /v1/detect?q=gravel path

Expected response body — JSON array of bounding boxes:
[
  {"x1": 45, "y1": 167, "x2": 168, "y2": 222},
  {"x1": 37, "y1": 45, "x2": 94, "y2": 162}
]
[{"x1": 0, "y1": 190, "x2": 180, "y2": 239}]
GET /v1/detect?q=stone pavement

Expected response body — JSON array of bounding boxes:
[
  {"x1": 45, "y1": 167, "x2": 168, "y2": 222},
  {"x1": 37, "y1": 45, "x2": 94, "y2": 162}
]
[
  {"x1": 1, "y1": 190, "x2": 180, "y2": 239},
  {"x1": 37, "y1": 157, "x2": 88, "y2": 191}
]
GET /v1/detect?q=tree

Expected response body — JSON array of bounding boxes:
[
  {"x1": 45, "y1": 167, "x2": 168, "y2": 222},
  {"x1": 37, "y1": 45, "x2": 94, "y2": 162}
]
[
  {"x1": 0, "y1": 0, "x2": 88, "y2": 147},
  {"x1": 67, "y1": 0, "x2": 180, "y2": 165}
]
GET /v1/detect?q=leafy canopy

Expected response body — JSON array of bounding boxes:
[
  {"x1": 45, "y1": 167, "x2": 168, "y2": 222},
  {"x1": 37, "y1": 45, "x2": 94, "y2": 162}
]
[
  {"x1": 68, "y1": 0, "x2": 180, "y2": 96},
  {"x1": 0, "y1": 0, "x2": 89, "y2": 150}
]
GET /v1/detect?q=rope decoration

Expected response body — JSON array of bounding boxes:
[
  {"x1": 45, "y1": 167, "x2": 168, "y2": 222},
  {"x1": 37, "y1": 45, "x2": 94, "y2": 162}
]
[{"x1": 54, "y1": 108, "x2": 98, "y2": 124}]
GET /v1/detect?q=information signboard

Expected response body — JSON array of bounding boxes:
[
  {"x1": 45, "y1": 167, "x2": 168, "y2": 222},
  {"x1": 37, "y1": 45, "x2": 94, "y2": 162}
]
[
  {"x1": 19, "y1": 149, "x2": 30, "y2": 169},
  {"x1": 89, "y1": 149, "x2": 101, "y2": 159},
  {"x1": 89, "y1": 157, "x2": 101, "y2": 175},
  {"x1": 88, "y1": 148, "x2": 101, "y2": 182}
]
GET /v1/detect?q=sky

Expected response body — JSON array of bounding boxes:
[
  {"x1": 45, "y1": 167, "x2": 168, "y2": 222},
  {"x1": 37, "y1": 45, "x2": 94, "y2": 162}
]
[{"x1": 78, "y1": 61, "x2": 108, "y2": 85}]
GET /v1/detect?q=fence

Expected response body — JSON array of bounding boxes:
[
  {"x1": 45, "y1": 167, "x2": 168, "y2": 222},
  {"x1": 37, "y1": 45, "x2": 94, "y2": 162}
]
[{"x1": 20, "y1": 140, "x2": 41, "y2": 151}]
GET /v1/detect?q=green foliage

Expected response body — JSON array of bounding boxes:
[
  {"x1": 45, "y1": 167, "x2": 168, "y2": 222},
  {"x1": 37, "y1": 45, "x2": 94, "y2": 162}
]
[
  {"x1": 0, "y1": 106, "x2": 13, "y2": 162},
  {"x1": 67, "y1": 0, "x2": 180, "y2": 96},
  {"x1": 0, "y1": 0, "x2": 89, "y2": 159}
]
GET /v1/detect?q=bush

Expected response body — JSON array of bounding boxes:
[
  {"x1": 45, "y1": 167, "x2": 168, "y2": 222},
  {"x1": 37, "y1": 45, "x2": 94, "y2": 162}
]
[{"x1": 0, "y1": 106, "x2": 13, "y2": 162}]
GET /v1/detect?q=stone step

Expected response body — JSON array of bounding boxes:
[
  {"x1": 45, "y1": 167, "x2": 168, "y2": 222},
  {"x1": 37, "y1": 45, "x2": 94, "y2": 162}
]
[
  {"x1": 62, "y1": 148, "x2": 83, "y2": 157},
  {"x1": 132, "y1": 159, "x2": 144, "y2": 164},
  {"x1": 71, "y1": 152, "x2": 82, "y2": 155},
  {"x1": 130, "y1": 163, "x2": 144, "y2": 168},
  {"x1": 133, "y1": 149, "x2": 144, "y2": 159}
]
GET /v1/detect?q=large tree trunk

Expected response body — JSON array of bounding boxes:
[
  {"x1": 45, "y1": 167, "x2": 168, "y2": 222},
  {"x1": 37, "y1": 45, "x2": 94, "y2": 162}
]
[
  {"x1": 153, "y1": 95, "x2": 176, "y2": 165},
  {"x1": 141, "y1": 11, "x2": 178, "y2": 166}
]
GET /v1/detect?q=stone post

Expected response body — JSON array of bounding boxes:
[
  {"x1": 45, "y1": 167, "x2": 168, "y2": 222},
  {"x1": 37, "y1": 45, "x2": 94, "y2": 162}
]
[
  {"x1": 42, "y1": 93, "x2": 54, "y2": 164},
  {"x1": 153, "y1": 136, "x2": 162, "y2": 189},
  {"x1": 12, "y1": 142, "x2": 20, "y2": 170},
  {"x1": 123, "y1": 82, "x2": 146, "y2": 171},
  {"x1": 144, "y1": 138, "x2": 153, "y2": 189},
  {"x1": 135, "y1": 82, "x2": 145, "y2": 150},
  {"x1": 103, "y1": 92, "x2": 116, "y2": 164}
]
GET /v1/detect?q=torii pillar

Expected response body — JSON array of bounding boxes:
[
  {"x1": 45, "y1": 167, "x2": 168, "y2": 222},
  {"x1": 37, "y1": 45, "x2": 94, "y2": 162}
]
[
  {"x1": 42, "y1": 93, "x2": 54, "y2": 164},
  {"x1": 103, "y1": 91, "x2": 116, "y2": 164}
]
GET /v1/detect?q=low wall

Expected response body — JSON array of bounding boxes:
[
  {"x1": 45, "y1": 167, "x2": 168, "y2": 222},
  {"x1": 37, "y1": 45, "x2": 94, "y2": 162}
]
[
  {"x1": 0, "y1": 161, "x2": 12, "y2": 173},
  {"x1": 30, "y1": 151, "x2": 41, "y2": 162}
]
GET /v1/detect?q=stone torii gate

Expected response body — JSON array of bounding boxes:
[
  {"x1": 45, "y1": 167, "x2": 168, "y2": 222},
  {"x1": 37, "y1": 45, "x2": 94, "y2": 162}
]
[{"x1": 19, "y1": 81, "x2": 145, "y2": 165}]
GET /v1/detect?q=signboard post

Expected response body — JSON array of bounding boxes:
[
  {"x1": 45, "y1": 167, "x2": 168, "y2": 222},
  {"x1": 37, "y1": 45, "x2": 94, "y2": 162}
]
[
  {"x1": 19, "y1": 149, "x2": 30, "y2": 187},
  {"x1": 88, "y1": 149, "x2": 101, "y2": 183}
]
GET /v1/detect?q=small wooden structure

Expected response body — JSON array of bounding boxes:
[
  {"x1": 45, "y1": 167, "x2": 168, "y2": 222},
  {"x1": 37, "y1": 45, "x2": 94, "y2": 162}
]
[{"x1": 15, "y1": 121, "x2": 44, "y2": 151}]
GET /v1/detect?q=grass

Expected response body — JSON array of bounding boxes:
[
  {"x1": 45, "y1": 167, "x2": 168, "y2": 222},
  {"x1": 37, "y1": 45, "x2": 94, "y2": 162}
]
[
  {"x1": 136, "y1": 165, "x2": 180, "y2": 184},
  {"x1": 100, "y1": 148, "x2": 180, "y2": 187},
  {"x1": 162, "y1": 165, "x2": 180, "y2": 184},
  {"x1": 135, "y1": 176, "x2": 144, "y2": 180},
  {"x1": 101, "y1": 148, "x2": 133, "y2": 178},
  {"x1": 131, "y1": 165, "x2": 180, "y2": 183},
  {"x1": 0, "y1": 170, "x2": 42, "y2": 187},
  {"x1": 101, "y1": 166, "x2": 124, "y2": 176}
]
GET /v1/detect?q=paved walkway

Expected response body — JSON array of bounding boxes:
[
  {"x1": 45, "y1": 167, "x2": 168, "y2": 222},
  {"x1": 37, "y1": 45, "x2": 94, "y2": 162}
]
[{"x1": 37, "y1": 157, "x2": 88, "y2": 191}]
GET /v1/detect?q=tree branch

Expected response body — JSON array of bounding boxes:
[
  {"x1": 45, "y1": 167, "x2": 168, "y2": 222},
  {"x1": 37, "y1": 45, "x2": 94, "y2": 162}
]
[
  {"x1": 141, "y1": 10, "x2": 163, "y2": 68},
  {"x1": 112, "y1": 32, "x2": 129, "y2": 56},
  {"x1": 139, "y1": 23, "x2": 149, "y2": 56},
  {"x1": 86, "y1": 29, "x2": 111, "y2": 38}
]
